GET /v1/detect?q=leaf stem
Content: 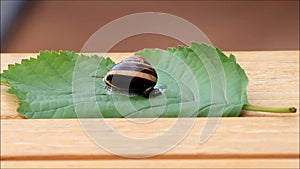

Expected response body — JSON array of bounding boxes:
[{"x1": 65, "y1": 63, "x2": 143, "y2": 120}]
[{"x1": 243, "y1": 104, "x2": 297, "y2": 113}]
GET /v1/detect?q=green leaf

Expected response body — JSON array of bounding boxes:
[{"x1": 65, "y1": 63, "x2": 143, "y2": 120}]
[
  {"x1": 1, "y1": 51, "x2": 116, "y2": 118},
  {"x1": 1, "y1": 74, "x2": 10, "y2": 87},
  {"x1": 1, "y1": 44, "x2": 250, "y2": 118},
  {"x1": 137, "y1": 42, "x2": 249, "y2": 117},
  {"x1": 3, "y1": 43, "x2": 293, "y2": 118}
]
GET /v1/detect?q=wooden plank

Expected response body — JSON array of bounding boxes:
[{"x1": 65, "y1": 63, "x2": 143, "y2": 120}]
[
  {"x1": 1, "y1": 117, "x2": 299, "y2": 160},
  {"x1": 1, "y1": 51, "x2": 299, "y2": 118},
  {"x1": 1, "y1": 51, "x2": 299, "y2": 168},
  {"x1": 1, "y1": 159, "x2": 299, "y2": 168}
]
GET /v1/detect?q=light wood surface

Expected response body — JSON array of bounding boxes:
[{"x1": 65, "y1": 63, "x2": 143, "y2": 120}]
[
  {"x1": 1, "y1": 118, "x2": 299, "y2": 168},
  {"x1": 1, "y1": 51, "x2": 299, "y2": 168},
  {"x1": 1, "y1": 118, "x2": 299, "y2": 159},
  {"x1": 2, "y1": 159, "x2": 299, "y2": 169}
]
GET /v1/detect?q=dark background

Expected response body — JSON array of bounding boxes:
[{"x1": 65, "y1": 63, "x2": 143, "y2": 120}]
[{"x1": 1, "y1": 1, "x2": 299, "y2": 52}]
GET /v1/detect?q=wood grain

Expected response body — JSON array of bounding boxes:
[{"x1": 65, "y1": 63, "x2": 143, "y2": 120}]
[
  {"x1": 2, "y1": 159, "x2": 299, "y2": 168},
  {"x1": 1, "y1": 117, "x2": 299, "y2": 160}
]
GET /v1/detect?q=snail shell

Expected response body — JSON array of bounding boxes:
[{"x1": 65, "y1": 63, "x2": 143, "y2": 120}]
[{"x1": 104, "y1": 56, "x2": 161, "y2": 97}]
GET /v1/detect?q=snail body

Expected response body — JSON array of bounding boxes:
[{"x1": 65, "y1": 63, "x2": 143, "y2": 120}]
[{"x1": 104, "y1": 56, "x2": 161, "y2": 97}]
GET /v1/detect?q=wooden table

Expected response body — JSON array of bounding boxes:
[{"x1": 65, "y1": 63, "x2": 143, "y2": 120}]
[{"x1": 1, "y1": 51, "x2": 299, "y2": 168}]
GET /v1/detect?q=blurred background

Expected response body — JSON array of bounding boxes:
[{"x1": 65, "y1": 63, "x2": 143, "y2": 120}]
[{"x1": 1, "y1": 0, "x2": 299, "y2": 52}]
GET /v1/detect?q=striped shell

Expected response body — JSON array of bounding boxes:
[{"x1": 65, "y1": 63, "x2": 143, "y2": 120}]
[{"x1": 104, "y1": 56, "x2": 160, "y2": 97}]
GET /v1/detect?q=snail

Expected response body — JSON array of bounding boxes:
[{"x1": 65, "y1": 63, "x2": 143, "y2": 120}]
[{"x1": 94, "y1": 56, "x2": 161, "y2": 98}]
